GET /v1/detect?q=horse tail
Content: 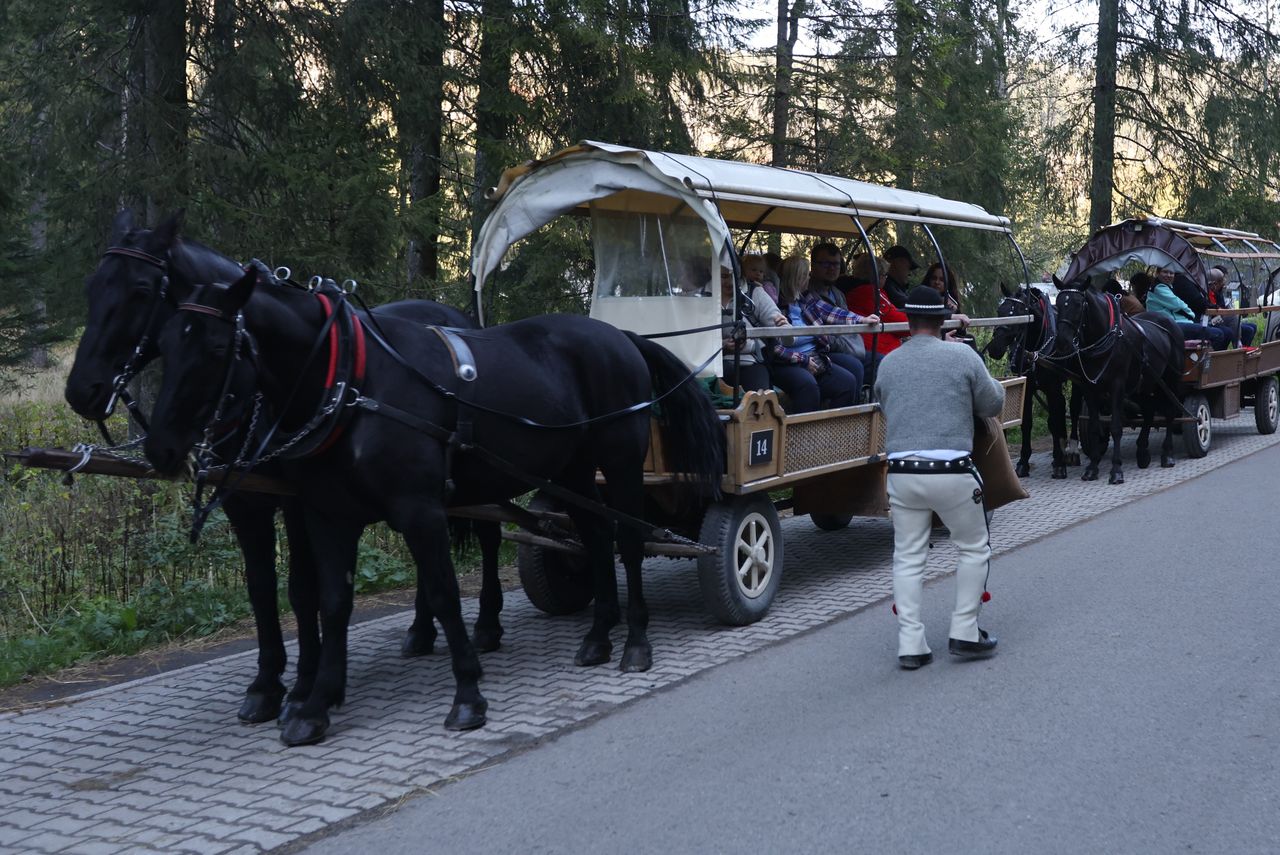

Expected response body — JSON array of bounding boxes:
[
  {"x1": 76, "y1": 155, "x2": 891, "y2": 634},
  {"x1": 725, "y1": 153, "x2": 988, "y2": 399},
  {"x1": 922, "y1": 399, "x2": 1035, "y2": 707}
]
[{"x1": 623, "y1": 331, "x2": 725, "y2": 501}]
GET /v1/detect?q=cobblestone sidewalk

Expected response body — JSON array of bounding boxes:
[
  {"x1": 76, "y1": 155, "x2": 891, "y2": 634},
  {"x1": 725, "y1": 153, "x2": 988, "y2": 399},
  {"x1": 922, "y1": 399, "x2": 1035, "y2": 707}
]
[{"x1": 1, "y1": 423, "x2": 1277, "y2": 854}]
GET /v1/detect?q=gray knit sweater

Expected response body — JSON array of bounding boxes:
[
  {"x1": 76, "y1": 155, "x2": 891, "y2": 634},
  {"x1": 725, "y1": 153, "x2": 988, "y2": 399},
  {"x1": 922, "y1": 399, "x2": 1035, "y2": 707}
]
[{"x1": 873, "y1": 333, "x2": 1006, "y2": 454}]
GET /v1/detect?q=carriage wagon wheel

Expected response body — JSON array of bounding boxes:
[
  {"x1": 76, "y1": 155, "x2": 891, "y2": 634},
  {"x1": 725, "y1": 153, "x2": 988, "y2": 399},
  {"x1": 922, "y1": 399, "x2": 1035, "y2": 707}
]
[
  {"x1": 809, "y1": 512, "x2": 853, "y2": 531},
  {"x1": 517, "y1": 493, "x2": 594, "y2": 615},
  {"x1": 697, "y1": 495, "x2": 783, "y2": 626},
  {"x1": 1181, "y1": 393, "x2": 1212, "y2": 458},
  {"x1": 1254, "y1": 375, "x2": 1279, "y2": 435}
]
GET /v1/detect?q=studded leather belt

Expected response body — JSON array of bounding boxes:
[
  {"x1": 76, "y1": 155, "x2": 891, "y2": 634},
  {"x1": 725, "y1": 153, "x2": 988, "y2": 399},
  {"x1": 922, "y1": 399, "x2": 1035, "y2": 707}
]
[{"x1": 887, "y1": 456, "x2": 973, "y2": 474}]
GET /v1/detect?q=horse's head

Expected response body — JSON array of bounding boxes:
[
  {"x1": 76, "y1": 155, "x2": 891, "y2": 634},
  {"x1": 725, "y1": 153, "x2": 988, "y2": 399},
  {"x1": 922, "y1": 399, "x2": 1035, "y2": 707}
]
[
  {"x1": 1052, "y1": 278, "x2": 1095, "y2": 357},
  {"x1": 65, "y1": 210, "x2": 185, "y2": 418},
  {"x1": 144, "y1": 268, "x2": 258, "y2": 476},
  {"x1": 987, "y1": 281, "x2": 1043, "y2": 361}
]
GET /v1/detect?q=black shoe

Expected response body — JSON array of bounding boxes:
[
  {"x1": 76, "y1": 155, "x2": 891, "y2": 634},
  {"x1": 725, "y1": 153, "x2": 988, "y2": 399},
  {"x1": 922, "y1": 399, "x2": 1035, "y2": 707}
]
[
  {"x1": 898, "y1": 652, "x2": 933, "y2": 670},
  {"x1": 948, "y1": 629, "x2": 997, "y2": 658}
]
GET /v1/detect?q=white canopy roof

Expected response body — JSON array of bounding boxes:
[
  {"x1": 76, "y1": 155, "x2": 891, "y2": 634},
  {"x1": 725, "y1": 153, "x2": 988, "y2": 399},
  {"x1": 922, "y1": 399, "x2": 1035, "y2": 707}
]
[{"x1": 470, "y1": 141, "x2": 1014, "y2": 297}]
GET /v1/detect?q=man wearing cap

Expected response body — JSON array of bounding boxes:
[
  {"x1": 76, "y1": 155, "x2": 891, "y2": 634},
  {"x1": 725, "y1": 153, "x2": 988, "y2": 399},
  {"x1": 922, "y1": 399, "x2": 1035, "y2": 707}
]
[
  {"x1": 882, "y1": 245, "x2": 918, "y2": 310},
  {"x1": 874, "y1": 285, "x2": 1005, "y2": 670}
]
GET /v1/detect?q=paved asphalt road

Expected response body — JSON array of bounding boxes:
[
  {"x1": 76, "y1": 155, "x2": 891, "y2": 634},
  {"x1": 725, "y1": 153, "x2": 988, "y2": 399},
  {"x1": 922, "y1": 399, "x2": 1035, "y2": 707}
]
[{"x1": 301, "y1": 446, "x2": 1280, "y2": 855}]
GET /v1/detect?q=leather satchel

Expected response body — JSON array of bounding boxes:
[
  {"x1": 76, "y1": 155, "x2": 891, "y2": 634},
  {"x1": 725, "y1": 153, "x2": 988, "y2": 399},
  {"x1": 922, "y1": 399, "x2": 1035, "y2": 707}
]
[{"x1": 972, "y1": 416, "x2": 1029, "y2": 511}]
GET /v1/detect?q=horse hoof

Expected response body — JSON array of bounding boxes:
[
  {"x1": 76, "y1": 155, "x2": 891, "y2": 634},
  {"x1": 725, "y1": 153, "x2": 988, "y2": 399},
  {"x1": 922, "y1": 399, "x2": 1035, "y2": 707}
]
[
  {"x1": 1015, "y1": 462, "x2": 1030, "y2": 478},
  {"x1": 444, "y1": 700, "x2": 489, "y2": 732},
  {"x1": 277, "y1": 699, "x2": 306, "y2": 726},
  {"x1": 400, "y1": 627, "x2": 436, "y2": 658},
  {"x1": 1081, "y1": 470, "x2": 1098, "y2": 482},
  {"x1": 1136, "y1": 449, "x2": 1151, "y2": 469},
  {"x1": 574, "y1": 640, "x2": 613, "y2": 667},
  {"x1": 472, "y1": 624, "x2": 503, "y2": 654},
  {"x1": 1161, "y1": 458, "x2": 1175, "y2": 469},
  {"x1": 280, "y1": 714, "x2": 329, "y2": 747},
  {"x1": 1051, "y1": 467, "x2": 1067, "y2": 480},
  {"x1": 238, "y1": 691, "x2": 284, "y2": 724},
  {"x1": 619, "y1": 645, "x2": 653, "y2": 673},
  {"x1": 1109, "y1": 472, "x2": 1124, "y2": 485}
]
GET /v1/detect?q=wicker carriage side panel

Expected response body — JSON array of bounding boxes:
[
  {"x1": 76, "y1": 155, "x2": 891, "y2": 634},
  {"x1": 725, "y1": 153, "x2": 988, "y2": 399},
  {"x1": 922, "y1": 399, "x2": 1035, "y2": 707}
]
[
  {"x1": 782, "y1": 411, "x2": 876, "y2": 476},
  {"x1": 999, "y1": 378, "x2": 1027, "y2": 428}
]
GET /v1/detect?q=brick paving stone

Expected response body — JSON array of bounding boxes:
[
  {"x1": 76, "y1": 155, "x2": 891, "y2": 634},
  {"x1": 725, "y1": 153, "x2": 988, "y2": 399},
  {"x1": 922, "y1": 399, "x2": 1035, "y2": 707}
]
[{"x1": 0, "y1": 422, "x2": 1275, "y2": 853}]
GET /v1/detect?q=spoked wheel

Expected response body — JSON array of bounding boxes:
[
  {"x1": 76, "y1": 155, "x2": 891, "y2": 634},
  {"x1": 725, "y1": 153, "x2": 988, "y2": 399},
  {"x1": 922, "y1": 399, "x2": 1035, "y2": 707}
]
[
  {"x1": 1255, "y1": 375, "x2": 1279, "y2": 435},
  {"x1": 517, "y1": 492, "x2": 594, "y2": 615},
  {"x1": 697, "y1": 495, "x2": 783, "y2": 625},
  {"x1": 1182, "y1": 393, "x2": 1212, "y2": 458},
  {"x1": 809, "y1": 512, "x2": 853, "y2": 531}
]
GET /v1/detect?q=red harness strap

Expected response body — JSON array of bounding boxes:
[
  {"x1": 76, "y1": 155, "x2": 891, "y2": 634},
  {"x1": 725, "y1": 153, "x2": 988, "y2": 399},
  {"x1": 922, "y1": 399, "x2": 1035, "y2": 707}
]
[{"x1": 309, "y1": 292, "x2": 367, "y2": 456}]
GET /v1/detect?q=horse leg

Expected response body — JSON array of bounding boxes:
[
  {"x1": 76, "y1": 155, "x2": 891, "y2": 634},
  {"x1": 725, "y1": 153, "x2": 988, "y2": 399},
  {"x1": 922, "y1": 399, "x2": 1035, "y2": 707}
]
[
  {"x1": 400, "y1": 558, "x2": 439, "y2": 658},
  {"x1": 1161, "y1": 384, "x2": 1178, "y2": 468},
  {"x1": 561, "y1": 466, "x2": 621, "y2": 666},
  {"x1": 1081, "y1": 389, "x2": 1101, "y2": 481},
  {"x1": 395, "y1": 503, "x2": 487, "y2": 731},
  {"x1": 600, "y1": 456, "x2": 651, "y2": 673},
  {"x1": 1066, "y1": 383, "x2": 1083, "y2": 466},
  {"x1": 222, "y1": 495, "x2": 286, "y2": 724},
  {"x1": 471, "y1": 520, "x2": 505, "y2": 653},
  {"x1": 280, "y1": 500, "x2": 320, "y2": 726},
  {"x1": 1136, "y1": 393, "x2": 1154, "y2": 470},
  {"x1": 1046, "y1": 379, "x2": 1068, "y2": 479},
  {"x1": 1016, "y1": 378, "x2": 1034, "y2": 478},
  {"x1": 1108, "y1": 381, "x2": 1126, "y2": 485},
  {"x1": 279, "y1": 512, "x2": 361, "y2": 747}
]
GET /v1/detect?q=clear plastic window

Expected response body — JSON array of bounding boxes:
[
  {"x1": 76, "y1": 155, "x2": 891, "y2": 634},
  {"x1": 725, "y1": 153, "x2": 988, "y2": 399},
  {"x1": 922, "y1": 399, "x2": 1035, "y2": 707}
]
[{"x1": 592, "y1": 209, "x2": 714, "y2": 298}]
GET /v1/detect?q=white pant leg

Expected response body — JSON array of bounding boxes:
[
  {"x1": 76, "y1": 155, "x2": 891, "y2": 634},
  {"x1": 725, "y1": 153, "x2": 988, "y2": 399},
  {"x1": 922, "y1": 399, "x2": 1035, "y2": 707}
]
[
  {"x1": 887, "y1": 474, "x2": 935, "y2": 657},
  {"x1": 932, "y1": 475, "x2": 992, "y2": 643}
]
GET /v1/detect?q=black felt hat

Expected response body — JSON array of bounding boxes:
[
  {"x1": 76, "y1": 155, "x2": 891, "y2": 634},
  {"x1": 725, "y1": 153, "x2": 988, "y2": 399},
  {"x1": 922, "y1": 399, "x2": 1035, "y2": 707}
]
[
  {"x1": 903, "y1": 285, "x2": 952, "y2": 318},
  {"x1": 885, "y1": 245, "x2": 920, "y2": 270}
]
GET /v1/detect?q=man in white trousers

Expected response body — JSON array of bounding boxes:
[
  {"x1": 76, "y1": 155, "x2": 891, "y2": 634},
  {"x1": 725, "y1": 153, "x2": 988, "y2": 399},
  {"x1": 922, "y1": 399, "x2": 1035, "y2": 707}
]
[{"x1": 874, "y1": 285, "x2": 1006, "y2": 670}]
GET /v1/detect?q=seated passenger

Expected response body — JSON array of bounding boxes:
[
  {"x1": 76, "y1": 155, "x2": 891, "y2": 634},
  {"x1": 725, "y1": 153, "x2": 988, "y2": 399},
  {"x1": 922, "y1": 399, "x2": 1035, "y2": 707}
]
[
  {"x1": 808, "y1": 242, "x2": 850, "y2": 309},
  {"x1": 1105, "y1": 277, "x2": 1144, "y2": 317},
  {"x1": 781, "y1": 255, "x2": 881, "y2": 374},
  {"x1": 843, "y1": 255, "x2": 911, "y2": 357},
  {"x1": 740, "y1": 253, "x2": 778, "y2": 303},
  {"x1": 922, "y1": 262, "x2": 962, "y2": 313},
  {"x1": 1207, "y1": 267, "x2": 1255, "y2": 347},
  {"x1": 881, "y1": 245, "x2": 917, "y2": 310},
  {"x1": 719, "y1": 265, "x2": 789, "y2": 394},
  {"x1": 1148, "y1": 268, "x2": 1230, "y2": 349},
  {"x1": 769, "y1": 256, "x2": 866, "y2": 411}
]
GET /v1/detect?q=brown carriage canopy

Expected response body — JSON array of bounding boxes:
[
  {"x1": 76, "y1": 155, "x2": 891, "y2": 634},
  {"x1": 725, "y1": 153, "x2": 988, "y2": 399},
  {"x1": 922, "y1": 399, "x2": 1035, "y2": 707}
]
[{"x1": 1062, "y1": 219, "x2": 1211, "y2": 291}]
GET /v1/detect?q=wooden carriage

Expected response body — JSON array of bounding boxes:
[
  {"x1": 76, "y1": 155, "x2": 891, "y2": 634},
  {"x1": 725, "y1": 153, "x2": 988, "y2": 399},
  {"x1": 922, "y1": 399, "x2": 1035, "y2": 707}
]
[{"x1": 470, "y1": 143, "x2": 1033, "y2": 624}]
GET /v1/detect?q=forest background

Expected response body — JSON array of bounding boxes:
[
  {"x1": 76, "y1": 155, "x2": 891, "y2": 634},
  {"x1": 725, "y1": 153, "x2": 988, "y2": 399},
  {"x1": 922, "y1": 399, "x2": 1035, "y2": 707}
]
[{"x1": 2, "y1": 0, "x2": 1279, "y2": 682}]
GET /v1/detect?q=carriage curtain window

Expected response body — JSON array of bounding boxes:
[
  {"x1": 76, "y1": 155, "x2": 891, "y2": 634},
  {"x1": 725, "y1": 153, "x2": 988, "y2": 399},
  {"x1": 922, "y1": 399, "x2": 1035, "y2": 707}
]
[
  {"x1": 589, "y1": 205, "x2": 724, "y2": 375},
  {"x1": 592, "y1": 209, "x2": 715, "y2": 297}
]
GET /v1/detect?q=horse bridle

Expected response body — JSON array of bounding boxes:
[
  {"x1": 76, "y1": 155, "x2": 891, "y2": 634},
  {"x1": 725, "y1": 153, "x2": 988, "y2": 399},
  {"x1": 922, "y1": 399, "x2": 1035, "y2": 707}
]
[
  {"x1": 96, "y1": 245, "x2": 173, "y2": 441},
  {"x1": 1045, "y1": 288, "x2": 1127, "y2": 384}
]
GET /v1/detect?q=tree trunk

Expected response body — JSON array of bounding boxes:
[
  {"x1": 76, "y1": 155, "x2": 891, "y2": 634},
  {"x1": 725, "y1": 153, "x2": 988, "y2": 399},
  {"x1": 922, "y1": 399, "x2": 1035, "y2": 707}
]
[
  {"x1": 470, "y1": 0, "x2": 515, "y2": 251},
  {"x1": 1089, "y1": 0, "x2": 1120, "y2": 233},
  {"x1": 404, "y1": 0, "x2": 445, "y2": 289},
  {"x1": 771, "y1": 0, "x2": 804, "y2": 171},
  {"x1": 121, "y1": 14, "x2": 147, "y2": 216},
  {"x1": 891, "y1": 0, "x2": 919, "y2": 192},
  {"x1": 143, "y1": 0, "x2": 188, "y2": 225}
]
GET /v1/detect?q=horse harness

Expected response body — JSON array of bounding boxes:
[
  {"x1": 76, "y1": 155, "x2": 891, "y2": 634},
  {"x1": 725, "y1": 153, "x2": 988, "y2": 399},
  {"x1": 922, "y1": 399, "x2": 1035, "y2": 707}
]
[{"x1": 182, "y1": 285, "x2": 713, "y2": 551}]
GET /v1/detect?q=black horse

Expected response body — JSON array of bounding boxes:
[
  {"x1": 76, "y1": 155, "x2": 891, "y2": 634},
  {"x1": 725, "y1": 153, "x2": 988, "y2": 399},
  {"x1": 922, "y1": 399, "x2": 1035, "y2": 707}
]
[
  {"x1": 1049, "y1": 281, "x2": 1185, "y2": 484},
  {"x1": 63, "y1": 211, "x2": 506, "y2": 725},
  {"x1": 987, "y1": 283, "x2": 1073, "y2": 479},
  {"x1": 143, "y1": 268, "x2": 725, "y2": 745}
]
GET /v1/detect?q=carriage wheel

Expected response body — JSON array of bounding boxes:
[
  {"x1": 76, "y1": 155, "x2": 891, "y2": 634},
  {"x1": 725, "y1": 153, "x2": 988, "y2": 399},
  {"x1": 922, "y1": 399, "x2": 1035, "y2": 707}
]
[
  {"x1": 697, "y1": 495, "x2": 783, "y2": 626},
  {"x1": 1182, "y1": 393, "x2": 1212, "y2": 458},
  {"x1": 810, "y1": 512, "x2": 853, "y2": 531},
  {"x1": 517, "y1": 494, "x2": 594, "y2": 616},
  {"x1": 1254, "y1": 375, "x2": 1279, "y2": 435}
]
